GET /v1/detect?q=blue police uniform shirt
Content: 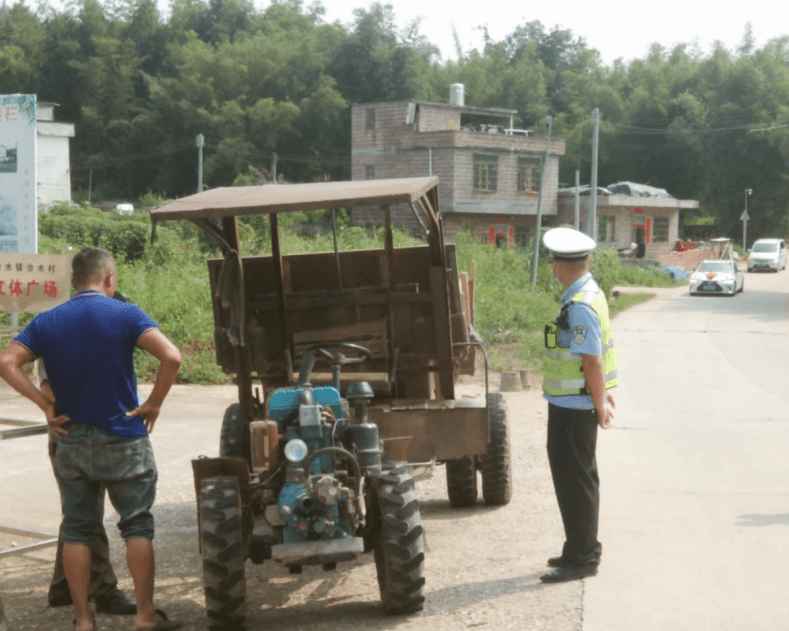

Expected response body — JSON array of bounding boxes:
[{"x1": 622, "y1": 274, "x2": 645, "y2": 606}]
[
  {"x1": 14, "y1": 290, "x2": 158, "y2": 437},
  {"x1": 543, "y1": 272, "x2": 603, "y2": 410}
]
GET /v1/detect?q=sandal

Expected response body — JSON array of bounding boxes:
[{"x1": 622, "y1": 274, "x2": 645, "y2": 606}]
[{"x1": 139, "y1": 609, "x2": 181, "y2": 631}]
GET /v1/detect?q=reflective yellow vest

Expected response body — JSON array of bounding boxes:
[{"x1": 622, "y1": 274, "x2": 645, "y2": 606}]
[{"x1": 542, "y1": 280, "x2": 618, "y2": 397}]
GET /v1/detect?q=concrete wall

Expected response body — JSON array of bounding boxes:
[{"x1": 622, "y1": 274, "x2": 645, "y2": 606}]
[{"x1": 37, "y1": 122, "x2": 74, "y2": 207}]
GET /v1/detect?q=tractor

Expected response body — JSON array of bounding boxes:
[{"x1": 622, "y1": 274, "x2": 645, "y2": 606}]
[{"x1": 150, "y1": 177, "x2": 511, "y2": 629}]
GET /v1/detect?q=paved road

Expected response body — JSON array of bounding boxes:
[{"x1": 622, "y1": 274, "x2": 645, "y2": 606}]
[{"x1": 587, "y1": 273, "x2": 789, "y2": 630}]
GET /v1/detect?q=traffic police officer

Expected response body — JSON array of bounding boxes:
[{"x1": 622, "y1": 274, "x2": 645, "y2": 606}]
[{"x1": 540, "y1": 227, "x2": 617, "y2": 583}]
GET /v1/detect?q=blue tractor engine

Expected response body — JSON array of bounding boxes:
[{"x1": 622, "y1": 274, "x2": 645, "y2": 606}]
[
  {"x1": 270, "y1": 387, "x2": 355, "y2": 545},
  {"x1": 253, "y1": 375, "x2": 382, "y2": 569}
]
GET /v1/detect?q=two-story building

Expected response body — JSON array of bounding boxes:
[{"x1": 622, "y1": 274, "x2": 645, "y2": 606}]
[{"x1": 351, "y1": 86, "x2": 565, "y2": 245}]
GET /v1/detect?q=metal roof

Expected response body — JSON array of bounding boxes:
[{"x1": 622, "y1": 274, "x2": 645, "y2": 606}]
[{"x1": 150, "y1": 177, "x2": 440, "y2": 222}]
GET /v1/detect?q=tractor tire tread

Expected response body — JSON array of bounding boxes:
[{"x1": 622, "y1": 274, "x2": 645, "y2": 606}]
[
  {"x1": 482, "y1": 392, "x2": 513, "y2": 506},
  {"x1": 368, "y1": 469, "x2": 426, "y2": 614},
  {"x1": 446, "y1": 456, "x2": 478, "y2": 507},
  {"x1": 200, "y1": 476, "x2": 246, "y2": 630},
  {"x1": 219, "y1": 403, "x2": 246, "y2": 460}
]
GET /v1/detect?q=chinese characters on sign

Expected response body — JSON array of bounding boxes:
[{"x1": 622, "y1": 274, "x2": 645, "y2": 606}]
[
  {"x1": 0, "y1": 94, "x2": 38, "y2": 254},
  {"x1": 0, "y1": 254, "x2": 70, "y2": 313}
]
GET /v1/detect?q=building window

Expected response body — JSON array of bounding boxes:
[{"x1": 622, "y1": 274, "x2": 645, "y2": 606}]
[
  {"x1": 365, "y1": 165, "x2": 375, "y2": 180},
  {"x1": 518, "y1": 157, "x2": 542, "y2": 194},
  {"x1": 473, "y1": 154, "x2": 498, "y2": 191},
  {"x1": 653, "y1": 216, "x2": 669, "y2": 242},
  {"x1": 365, "y1": 108, "x2": 375, "y2": 131},
  {"x1": 515, "y1": 226, "x2": 530, "y2": 247},
  {"x1": 598, "y1": 215, "x2": 616, "y2": 243}
]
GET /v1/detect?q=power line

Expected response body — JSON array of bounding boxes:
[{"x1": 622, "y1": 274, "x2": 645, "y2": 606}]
[
  {"x1": 71, "y1": 141, "x2": 195, "y2": 171},
  {"x1": 605, "y1": 118, "x2": 789, "y2": 136},
  {"x1": 201, "y1": 141, "x2": 349, "y2": 167}
]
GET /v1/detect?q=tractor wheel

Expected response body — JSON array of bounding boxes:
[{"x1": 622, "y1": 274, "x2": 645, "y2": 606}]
[
  {"x1": 366, "y1": 466, "x2": 425, "y2": 614},
  {"x1": 481, "y1": 392, "x2": 513, "y2": 506},
  {"x1": 445, "y1": 457, "x2": 478, "y2": 507},
  {"x1": 200, "y1": 476, "x2": 246, "y2": 631},
  {"x1": 219, "y1": 403, "x2": 247, "y2": 460}
]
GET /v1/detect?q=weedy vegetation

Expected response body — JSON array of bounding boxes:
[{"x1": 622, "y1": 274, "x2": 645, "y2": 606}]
[{"x1": 1, "y1": 205, "x2": 681, "y2": 381}]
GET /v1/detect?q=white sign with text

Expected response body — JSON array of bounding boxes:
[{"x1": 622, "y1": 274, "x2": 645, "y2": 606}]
[{"x1": 0, "y1": 94, "x2": 38, "y2": 254}]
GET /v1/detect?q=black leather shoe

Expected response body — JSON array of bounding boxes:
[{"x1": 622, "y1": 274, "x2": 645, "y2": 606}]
[
  {"x1": 48, "y1": 592, "x2": 73, "y2": 607},
  {"x1": 540, "y1": 564, "x2": 598, "y2": 583},
  {"x1": 94, "y1": 591, "x2": 137, "y2": 615},
  {"x1": 547, "y1": 556, "x2": 568, "y2": 568}
]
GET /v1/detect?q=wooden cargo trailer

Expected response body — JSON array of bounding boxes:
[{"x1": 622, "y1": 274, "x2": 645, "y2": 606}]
[{"x1": 150, "y1": 177, "x2": 510, "y2": 502}]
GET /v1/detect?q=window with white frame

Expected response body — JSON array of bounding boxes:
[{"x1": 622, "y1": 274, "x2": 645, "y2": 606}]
[
  {"x1": 473, "y1": 154, "x2": 498, "y2": 191},
  {"x1": 598, "y1": 214, "x2": 616, "y2": 243}
]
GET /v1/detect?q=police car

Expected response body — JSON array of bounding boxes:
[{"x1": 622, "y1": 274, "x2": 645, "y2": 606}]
[{"x1": 688, "y1": 259, "x2": 744, "y2": 296}]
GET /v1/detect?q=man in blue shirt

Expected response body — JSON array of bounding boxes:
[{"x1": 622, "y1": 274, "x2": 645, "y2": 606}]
[
  {"x1": 540, "y1": 228, "x2": 617, "y2": 584},
  {"x1": 0, "y1": 248, "x2": 182, "y2": 631},
  {"x1": 43, "y1": 292, "x2": 139, "y2": 615}
]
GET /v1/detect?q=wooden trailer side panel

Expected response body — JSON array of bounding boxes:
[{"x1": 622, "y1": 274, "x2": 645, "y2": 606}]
[
  {"x1": 369, "y1": 400, "x2": 488, "y2": 462},
  {"x1": 209, "y1": 243, "x2": 470, "y2": 401}
]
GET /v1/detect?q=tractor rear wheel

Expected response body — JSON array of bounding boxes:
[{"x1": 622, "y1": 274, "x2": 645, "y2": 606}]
[
  {"x1": 200, "y1": 476, "x2": 246, "y2": 630},
  {"x1": 445, "y1": 457, "x2": 478, "y2": 507},
  {"x1": 219, "y1": 403, "x2": 247, "y2": 460},
  {"x1": 481, "y1": 392, "x2": 513, "y2": 506},
  {"x1": 366, "y1": 466, "x2": 425, "y2": 614}
]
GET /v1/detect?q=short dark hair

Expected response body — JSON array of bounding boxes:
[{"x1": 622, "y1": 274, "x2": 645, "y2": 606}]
[{"x1": 72, "y1": 248, "x2": 115, "y2": 288}]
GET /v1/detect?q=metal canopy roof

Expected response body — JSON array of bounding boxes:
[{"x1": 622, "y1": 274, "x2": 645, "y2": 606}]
[{"x1": 150, "y1": 177, "x2": 440, "y2": 222}]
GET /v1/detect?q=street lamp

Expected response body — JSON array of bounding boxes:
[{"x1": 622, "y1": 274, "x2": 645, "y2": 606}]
[{"x1": 742, "y1": 188, "x2": 753, "y2": 250}]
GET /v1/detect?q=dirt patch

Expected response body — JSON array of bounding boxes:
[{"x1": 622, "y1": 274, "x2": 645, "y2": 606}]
[{"x1": 656, "y1": 246, "x2": 714, "y2": 271}]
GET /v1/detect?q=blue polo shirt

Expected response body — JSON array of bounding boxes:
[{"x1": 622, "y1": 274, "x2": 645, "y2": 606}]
[{"x1": 14, "y1": 290, "x2": 158, "y2": 437}]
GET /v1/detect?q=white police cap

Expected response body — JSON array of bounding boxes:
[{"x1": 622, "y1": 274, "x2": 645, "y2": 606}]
[{"x1": 543, "y1": 227, "x2": 597, "y2": 261}]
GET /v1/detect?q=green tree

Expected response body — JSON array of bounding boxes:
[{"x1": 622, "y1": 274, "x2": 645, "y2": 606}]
[{"x1": 0, "y1": 3, "x2": 47, "y2": 93}]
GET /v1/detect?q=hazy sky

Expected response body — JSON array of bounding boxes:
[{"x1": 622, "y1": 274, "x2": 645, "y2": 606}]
[{"x1": 306, "y1": 0, "x2": 788, "y2": 65}]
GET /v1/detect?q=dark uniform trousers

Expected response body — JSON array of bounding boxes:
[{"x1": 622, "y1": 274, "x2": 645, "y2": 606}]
[
  {"x1": 547, "y1": 403, "x2": 602, "y2": 568},
  {"x1": 48, "y1": 441, "x2": 122, "y2": 603}
]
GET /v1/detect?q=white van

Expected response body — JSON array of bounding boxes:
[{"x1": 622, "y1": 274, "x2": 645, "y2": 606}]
[{"x1": 748, "y1": 238, "x2": 787, "y2": 272}]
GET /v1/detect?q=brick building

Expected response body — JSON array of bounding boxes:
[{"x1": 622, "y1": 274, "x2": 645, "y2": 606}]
[{"x1": 351, "y1": 86, "x2": 565, "y2": 246}]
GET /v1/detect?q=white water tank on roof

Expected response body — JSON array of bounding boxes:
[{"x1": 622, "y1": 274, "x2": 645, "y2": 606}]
[{"x1": 450, "y1": 83, "x2": 465, "y2": 106}]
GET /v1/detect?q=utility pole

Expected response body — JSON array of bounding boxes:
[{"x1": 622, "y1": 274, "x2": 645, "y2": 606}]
[
  {"x1": 196, "y1": 133, "x2": 204, "y2": 193},
  {"x1": 531, "y1": 115, "x2": 553, "y2": 285},
  {"x1": 741, "y1": 187, "x2": 752, "y2": 250},
  {"x1": 588, "y1": 108, "x2": 600, "y2": 239},
  {"x1": 574, "y1": 169, "x2": 580, "y2": 230},
  {"x1": 272, "y1": 153, "x2": 278, "y2": 183}
]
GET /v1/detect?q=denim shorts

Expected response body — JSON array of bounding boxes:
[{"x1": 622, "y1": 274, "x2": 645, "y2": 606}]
[{"x1": 54, "y1": 423, "x2": 157, "y2": 544}]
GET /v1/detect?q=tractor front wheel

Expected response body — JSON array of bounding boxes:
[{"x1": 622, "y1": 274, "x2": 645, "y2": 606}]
[
  {"x1": 200, "y1": 475, "x2": 246, "y2": 630},
  {"x1": 366, "y1": 466, "x2": 425, "y2": 614}
]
